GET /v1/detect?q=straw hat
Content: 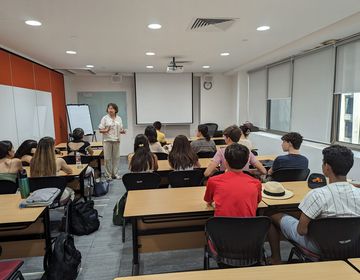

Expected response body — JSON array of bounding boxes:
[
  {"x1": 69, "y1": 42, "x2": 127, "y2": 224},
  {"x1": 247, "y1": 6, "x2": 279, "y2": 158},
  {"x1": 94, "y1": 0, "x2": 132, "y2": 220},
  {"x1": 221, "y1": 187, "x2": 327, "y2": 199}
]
[{"x1": 262, "y1": 181, "x2": 294, "y2": 200}]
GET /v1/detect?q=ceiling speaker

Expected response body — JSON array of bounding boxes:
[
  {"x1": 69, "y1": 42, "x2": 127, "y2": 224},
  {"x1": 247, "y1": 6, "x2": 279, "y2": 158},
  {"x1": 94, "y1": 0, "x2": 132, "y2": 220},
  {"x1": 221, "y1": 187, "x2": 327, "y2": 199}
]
[{"x1": 111, "y1": 73, "x2": 123, "y2": 83}]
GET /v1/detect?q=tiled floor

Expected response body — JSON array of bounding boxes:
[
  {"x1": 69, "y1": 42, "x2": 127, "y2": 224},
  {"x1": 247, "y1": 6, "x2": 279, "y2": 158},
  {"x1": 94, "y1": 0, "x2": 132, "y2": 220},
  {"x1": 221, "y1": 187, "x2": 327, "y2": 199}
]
[{"x1": 19, "y1": 157, "x2": 293, "y2": 279}]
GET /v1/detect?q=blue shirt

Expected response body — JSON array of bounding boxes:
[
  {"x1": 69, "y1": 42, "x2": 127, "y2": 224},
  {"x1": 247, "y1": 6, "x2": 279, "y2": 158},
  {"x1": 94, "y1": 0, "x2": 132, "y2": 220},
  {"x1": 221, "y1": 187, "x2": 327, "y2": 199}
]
[{"x1": 272, "y1": 154, "x2": 308, "y2": 172}]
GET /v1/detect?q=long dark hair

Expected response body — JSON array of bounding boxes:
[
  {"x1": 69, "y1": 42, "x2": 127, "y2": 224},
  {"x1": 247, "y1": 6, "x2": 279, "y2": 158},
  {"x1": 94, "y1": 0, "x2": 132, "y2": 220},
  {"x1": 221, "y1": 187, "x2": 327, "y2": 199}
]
[
  {"x1": 240, "y1": 124, "x2": 251, "y2": 138},
  {"x1": 144, "y1": 126, "x2": 158, "y2": 144},
  {"x1": 169, "y1": 135, "x2": 198, "y2": 170},
  {"x1": 15, "y1": 140, "x2": 38, "y2": 158},
  {"x1": 198, "y1": 124, "x2": 210, "y2": 141},
  {"x1": 130, "y1": 134, "x2": 155, "y2": 172},
  {"x1": 0, "y1": 140, "x2": 13, "y2": 159}
]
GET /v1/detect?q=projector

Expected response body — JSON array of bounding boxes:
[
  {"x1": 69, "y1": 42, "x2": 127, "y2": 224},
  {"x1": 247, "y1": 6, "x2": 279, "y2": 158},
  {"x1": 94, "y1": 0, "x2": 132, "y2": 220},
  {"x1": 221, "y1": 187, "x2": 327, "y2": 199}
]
[{"x1": 166, "y1": 66, "x2": 184, "y2": 73}]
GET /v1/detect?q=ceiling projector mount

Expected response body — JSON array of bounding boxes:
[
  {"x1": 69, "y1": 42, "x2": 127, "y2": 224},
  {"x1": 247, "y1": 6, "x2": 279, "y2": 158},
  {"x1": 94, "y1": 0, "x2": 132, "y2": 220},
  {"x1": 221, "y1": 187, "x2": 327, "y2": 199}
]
[{"x1": 167, "y1": 57, "x2": 191, "y2": 73}]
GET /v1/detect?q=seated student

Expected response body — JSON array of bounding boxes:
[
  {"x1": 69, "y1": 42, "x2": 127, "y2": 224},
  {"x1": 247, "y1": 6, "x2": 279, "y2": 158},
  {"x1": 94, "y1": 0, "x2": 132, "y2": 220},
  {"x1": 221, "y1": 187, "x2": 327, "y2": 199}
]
[
  {"x1": 169, "y1": 135, "x2": 200, "y2": 171},
  {"x1": 268, "y1": 132, "x2": 308, "y2": 175},
  {"x1": 129, "y1": 134, "x2": 158, "y2": 172},
  {"x1": 67, "y1": 128, "x2": 94, "y2": 155},
  {"x1": 190, "y1": 124, "x2": 217, "y2": 154},
  {"x1": 0, "y1": 140, "x2": 22, "y2": 183},
  {"x1": 204, "y1": 125, "x2": 266, "y2": 177},
  {"x1": 239, "y1": 123, "x2": 253, "y2": 151},
  {"x1": 268, "y1": 145, "x2": 360, "y2": 264},
  {"x1": 204, "y1": 143, "x2": 262, "y2": 216},
  {"x1": 145, "y1": 125, "x2": 167, "y2": 153},
  {"x1": 30, "y1": 137, "x2": 74, "y2": 203},
  {"x1": 14, "y1": 139, "x2": 38, "y2": 165},
  {"x1": 153, "y1": 121, "x2": 166, "y2": 145}
]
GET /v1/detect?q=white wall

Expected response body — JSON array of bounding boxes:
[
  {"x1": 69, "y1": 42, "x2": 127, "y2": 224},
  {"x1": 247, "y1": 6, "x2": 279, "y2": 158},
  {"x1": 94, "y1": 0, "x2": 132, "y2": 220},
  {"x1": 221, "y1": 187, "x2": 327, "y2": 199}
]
[
  {"x1": 250, "y1": 132, "x2": 360, "y2": 181},
  {"x1": 200, "y1": 74, "x2": 237, "y2": 130},
  {"x1": 64, "y1": 75, "x2": 202, "y2": 155}
]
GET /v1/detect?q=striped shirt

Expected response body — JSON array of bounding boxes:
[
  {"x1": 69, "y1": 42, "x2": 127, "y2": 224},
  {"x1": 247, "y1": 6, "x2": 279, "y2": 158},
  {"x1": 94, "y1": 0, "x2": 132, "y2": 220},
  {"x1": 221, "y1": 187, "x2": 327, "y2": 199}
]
[{"x1": 299, "y1": 182, "x2": 360, "y2": 219}]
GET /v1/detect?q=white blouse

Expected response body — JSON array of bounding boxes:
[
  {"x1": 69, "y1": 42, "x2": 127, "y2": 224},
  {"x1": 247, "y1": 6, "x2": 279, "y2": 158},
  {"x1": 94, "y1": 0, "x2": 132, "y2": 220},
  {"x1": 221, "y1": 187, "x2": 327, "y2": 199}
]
[{"x1": 99, "y1": 114, "x2": 123, "y2": 142}]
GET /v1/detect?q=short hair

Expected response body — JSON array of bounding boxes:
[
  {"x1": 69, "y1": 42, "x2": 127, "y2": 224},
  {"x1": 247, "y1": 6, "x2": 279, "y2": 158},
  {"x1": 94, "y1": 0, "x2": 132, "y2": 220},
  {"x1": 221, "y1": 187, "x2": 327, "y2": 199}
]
[
  {"x1": 107, "y1": 103, "x2": 118, "y2": 114},
  {"x1": 223, "y1": 125, "x2": 241, "y2": 143},
  {"x1": 72, "y1": 128, "x2": 85, "y2": 141},
  {"x1": 0, "y1": 140, "x2": 13, "y2": 159},
  {"x1": 281, "y1": 132, "x2": 303, "y2": 150},
  {"x1": 144, "y1": 125, "x2": 158, "y2": 144},
  {"x1": 224, "y1": 143, "x2": 249, "y2": 170},
  {"x1": 322, "y1": 145, "x2": 353, "y2": 176},
  {"x1": 153, "y1": 121, "x2": 162, "y2": 130}
]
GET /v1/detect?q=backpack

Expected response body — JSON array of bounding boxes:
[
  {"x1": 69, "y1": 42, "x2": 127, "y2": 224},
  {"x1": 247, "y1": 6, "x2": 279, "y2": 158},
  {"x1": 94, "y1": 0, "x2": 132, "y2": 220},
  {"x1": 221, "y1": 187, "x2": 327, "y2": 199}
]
[
  {"x1": 68, "y1": 200, "x2": 100, "y2": 235},
  {"x1": 93, "y1": 180, "x2": 110, "y2": 197},
  {"x1": 113, "y1": 193, "x2": 128, "y2": 226},
  {"x1": 41, "y1": 233, "x2": 81, "y2": 280}
]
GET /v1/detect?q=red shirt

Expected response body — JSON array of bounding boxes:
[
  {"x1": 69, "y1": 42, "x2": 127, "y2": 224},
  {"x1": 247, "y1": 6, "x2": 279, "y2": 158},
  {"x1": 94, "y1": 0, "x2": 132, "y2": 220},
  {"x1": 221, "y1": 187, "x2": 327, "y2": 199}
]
[{"x1": 204, "y1": 171, "x2": 262, "y2": 217}]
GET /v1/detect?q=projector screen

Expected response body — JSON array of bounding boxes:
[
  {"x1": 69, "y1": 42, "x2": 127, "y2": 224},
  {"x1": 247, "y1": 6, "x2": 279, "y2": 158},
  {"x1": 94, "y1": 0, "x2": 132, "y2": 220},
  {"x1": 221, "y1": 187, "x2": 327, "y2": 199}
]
[{"x1": 135, "y1": 73, "x2": 193, "y2": 124}]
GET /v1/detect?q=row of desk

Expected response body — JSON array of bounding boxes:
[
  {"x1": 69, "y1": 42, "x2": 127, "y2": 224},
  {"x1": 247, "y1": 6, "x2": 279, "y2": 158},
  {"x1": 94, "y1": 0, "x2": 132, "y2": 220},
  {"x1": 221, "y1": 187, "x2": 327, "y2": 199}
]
[{"x1": 123, "y1": 181, "x2": 310, "y2": 275}]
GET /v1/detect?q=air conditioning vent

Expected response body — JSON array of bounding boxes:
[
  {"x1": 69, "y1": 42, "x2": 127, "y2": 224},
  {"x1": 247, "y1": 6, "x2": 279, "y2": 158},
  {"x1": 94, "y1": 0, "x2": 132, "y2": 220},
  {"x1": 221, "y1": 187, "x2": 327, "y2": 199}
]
[{"x1": 188, "y1": 18, "x2": 237, "y2": 31}]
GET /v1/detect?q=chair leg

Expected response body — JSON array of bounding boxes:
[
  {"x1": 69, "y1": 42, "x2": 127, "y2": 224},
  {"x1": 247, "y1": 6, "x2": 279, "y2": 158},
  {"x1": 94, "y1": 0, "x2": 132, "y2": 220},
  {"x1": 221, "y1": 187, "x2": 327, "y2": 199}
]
[
  {"x1": 122, "y1": 219, "x2": 126, "y2": 243},
  {"x1": 204, "y1": 246, "x2": 210, "y2": 270},
  {"x1": 10, "y1": 271, "x2": 24, "y2": 280}
]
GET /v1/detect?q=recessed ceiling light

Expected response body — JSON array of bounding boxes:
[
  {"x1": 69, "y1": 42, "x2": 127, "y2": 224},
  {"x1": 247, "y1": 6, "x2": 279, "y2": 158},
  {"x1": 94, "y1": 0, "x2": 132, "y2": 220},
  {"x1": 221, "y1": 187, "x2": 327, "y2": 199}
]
[
  {"x1": 86, "y1": 65, "x2": 94, "y2": 68},
  {"x1": 256, "y1": 25, "x2": 270, "y2": 31},
  {"x1": 220, "y1": 52, "x2": 230, "y2": 56},
  {"x1": 202, "y1": 65, "x2": 210, "y2": 69},
  {"x1": 146, "y1": 65, "x2": 154, "y2": 69},
  {"x1": 148, "y1": 23, "x2": 162, "y2": 30},
  {"x1": 66, "y1": 50, "x2": 77, "y2": 55},
  {"x1": 25, "y1": 20, "x2": 42, "y2": 26},
  {"x1": 145, "y1": 52, "x2": 155, "y2": 56}
]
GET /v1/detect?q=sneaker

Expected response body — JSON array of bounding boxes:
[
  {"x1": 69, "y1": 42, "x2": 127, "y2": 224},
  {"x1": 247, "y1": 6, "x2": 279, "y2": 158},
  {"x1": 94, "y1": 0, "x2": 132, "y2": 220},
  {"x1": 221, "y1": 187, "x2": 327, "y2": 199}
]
[{"x1": 113, "y1": 175, "x2": 122, "y2": 180}]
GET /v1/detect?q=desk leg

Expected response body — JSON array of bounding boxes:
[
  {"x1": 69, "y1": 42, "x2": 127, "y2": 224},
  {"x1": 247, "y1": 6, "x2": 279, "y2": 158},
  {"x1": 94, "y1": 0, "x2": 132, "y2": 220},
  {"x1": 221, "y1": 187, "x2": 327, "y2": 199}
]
[
  {"x1": 43, "y1": 207, "x2": 52, "y2": 271},
  {"x1": 79, "y1": 171, "x2": 86, "y2": 201},
  {"x1": 131, "y1": 218, "x2": 140, "y2": 276}
]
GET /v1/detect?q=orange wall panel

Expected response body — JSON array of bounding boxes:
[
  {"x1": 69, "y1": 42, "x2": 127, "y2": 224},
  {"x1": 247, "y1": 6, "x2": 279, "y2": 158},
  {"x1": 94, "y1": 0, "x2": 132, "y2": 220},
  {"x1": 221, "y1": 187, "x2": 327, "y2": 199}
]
[
  {"x1": 34, "y1": 64, "x2": 51, "y2": 92},
  {"x1": 0, "y1": 50, "x2": 12, "y2": 86},
  {"x1": 10, "y1": 54, "x2": 35, "y2": 89},
  {"x1": 50, "y1": 71, "x2": 68, "y2": 143}
]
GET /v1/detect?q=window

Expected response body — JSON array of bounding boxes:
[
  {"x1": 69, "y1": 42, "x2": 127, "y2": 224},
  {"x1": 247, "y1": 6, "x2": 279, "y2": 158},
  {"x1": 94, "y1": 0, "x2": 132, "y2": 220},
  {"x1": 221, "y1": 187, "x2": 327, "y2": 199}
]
[{"x1": 338, "y1": 92, "x2": 360, "y2": 145}]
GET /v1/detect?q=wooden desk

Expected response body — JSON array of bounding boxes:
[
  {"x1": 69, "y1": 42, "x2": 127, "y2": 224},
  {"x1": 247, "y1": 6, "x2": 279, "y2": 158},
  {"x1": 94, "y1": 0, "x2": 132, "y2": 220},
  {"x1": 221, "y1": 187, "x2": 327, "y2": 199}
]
[
  {"x1": 0, "y1": 194, "x2": 51, "y2": 268},
  {"x1": 166, "y1": 137, "x2": 224, "y2": 144},
  {"x1": 348, "y1": 258, "x2": 360, "y2": 272},
  {"x1": 55, "y1": 141, "x2": 103, "y2": 150},
  {"x1": 124, "y1": 186, "x2": 267, "y2": 275},
  {"x1": 24, "y1": 164, "x2": 88, "y2": 198},
  {"x1": 261, "y1": 181, "x2": 311, "y2": 207},
  {"x1": 116, "y1": 261, "x2": 360, "y2": 280},
  {"x1": 157, "y1": 158, "x2": 212, "y2": 172},
  {"x1": 257, "y1": 155, "x2": 277, "y2": 161}
]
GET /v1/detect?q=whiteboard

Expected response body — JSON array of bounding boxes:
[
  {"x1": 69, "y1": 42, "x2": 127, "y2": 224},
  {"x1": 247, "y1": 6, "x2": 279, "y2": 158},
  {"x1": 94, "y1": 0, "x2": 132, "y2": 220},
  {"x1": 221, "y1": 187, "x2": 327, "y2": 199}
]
[
  {"x1": 135, "y1": 73, "x2": 193, "y2": 124},
  {"x1": 36, "y1": 91, "x2": 55, "y2": 138},
  {"x1": 66, "y1": 104, "x2": 94, "y2": 135},
  {"x1": 0, "y1": 85, "x2": 19, "y2": 147}
]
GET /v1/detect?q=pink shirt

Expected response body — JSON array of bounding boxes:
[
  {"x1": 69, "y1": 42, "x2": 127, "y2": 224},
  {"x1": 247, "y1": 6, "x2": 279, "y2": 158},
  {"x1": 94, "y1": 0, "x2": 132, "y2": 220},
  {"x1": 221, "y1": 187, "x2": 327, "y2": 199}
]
[{"x1": 212, "y1": 147, "x2": 257, "y2": 171}]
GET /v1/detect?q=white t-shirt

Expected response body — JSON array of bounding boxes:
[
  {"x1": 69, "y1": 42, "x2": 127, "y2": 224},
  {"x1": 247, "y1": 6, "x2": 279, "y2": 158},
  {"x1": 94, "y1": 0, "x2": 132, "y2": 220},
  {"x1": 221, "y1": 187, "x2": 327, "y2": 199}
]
[
  {"x1": 299, "y1": 182, "x2": 360, "y2": 219},
  {"x1": 99, "y1": 115, "x2": 123, "y2": 142}
]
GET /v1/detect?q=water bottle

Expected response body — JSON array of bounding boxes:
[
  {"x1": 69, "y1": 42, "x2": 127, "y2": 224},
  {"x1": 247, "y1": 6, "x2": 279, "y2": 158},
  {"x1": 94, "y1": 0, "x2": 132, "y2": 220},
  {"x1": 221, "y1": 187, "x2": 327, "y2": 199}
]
[
  {"x1": 75, "y1": 152, "x2": 82, "y2": 168},
  {"x1": 18, "y1": 169, "x2": 30, "y2": 199}
]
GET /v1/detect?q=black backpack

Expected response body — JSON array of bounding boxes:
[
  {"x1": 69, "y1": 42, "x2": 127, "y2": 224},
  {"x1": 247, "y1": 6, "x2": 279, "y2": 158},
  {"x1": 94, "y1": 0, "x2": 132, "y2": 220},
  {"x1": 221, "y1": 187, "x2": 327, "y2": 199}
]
[
  {"x1": 113, "y1": 193, "x2": 128, "y2": 226},
  {"x1": 68, "y1": 200, "x2": 100, "y2": 235},
  {"x1": 42, "y1": 233, "x2": 81, "y2": 280}
]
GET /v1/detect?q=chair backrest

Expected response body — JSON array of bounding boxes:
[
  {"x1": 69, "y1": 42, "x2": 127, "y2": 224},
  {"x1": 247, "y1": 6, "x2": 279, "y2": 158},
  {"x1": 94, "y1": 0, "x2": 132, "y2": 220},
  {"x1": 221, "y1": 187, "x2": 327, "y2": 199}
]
[
  {"x1": 271, "y1": 168, "x2": 310, "y2": 182},
  {"x1": 122, "y1": 172, "x2": 161, "y2": 191},
  {"x1": 213, "y1": 139, "x2": 226, "y2": 145},
  {"x1": 21, "y1": 161, "x2": 30, "y2": 167},
  {"x1": 211, "y1": 170, "x2": 225, "y2": 177},
  {"x1": 62, "y1": 155, "x2": 93, "y2": 164},
  {"x1": 28, "y1": 176, "x2": 67, "y2": 195},
  {"x1": 168, "y1": 169, "x2": 204, "y2": 187},
  {"x1": 197, "y1": 151, "x2": 216, "y2": 158},
  {"x1": 0, "y1": 180, "x2": 18, "y2": 195},
  {"x1": 205, "y1": 217, "x2": 271, "y2": 267},
  {"x1": 308, "y1": 217, "x2": 360, "y2": 260},
  {"x1": 154, "y1": 152, "x2": 168, "y2": 160},
  {"x1": 203, "y1": 123, "x2": 218, "y2": 138}
]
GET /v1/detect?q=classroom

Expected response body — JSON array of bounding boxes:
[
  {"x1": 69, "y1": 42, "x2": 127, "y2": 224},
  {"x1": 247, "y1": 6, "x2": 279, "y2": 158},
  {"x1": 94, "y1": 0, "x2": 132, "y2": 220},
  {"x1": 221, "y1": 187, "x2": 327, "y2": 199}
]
[{"x1": 1, "y1": 1, "x2": 360, "y2": 279}]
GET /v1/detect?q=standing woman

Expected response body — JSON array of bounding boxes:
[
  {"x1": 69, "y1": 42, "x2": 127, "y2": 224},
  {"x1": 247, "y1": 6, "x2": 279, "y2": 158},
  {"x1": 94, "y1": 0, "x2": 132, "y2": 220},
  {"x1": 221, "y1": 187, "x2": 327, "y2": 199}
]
[{"x1": 99, "y1": 103, "x2": 125, "y2": 180}]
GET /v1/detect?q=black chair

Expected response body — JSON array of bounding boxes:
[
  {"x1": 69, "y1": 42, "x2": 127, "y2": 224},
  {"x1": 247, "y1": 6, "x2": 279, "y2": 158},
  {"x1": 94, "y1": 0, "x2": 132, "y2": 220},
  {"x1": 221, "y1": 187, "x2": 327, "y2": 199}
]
[
  {"x1": 251, "y1": 149, "x2": 259, "y2": 156},
  {"x1": 213, "y1": 139, "x2": 226, "y2": 145},
  {"x1": 0, "y1": 180, "x2": 18, "y2": 194},
  {"x1": 62, "y1": 155, "x2": 94, "y2": 164},
  {"x1": 204, "y1": 217, "x2": 271, "y2": 269},
  {"x1": 21, "y1": 161, "x2": 30, "y2": 166},
  {"x1": 288, "y1": 217, "x2": 360, "y2": 263},
  {"x1": 28, "y1": 176, "x2": 67, "y2": 207},
  {"x1": 168, "y1": 169, "x2": 204, "y2": 187},
  {"x1": 154, "y1": 152, "x2": 168, "y2": 160},
  {"x1": 211, "y1": 170, "x2": 225, "y2": 177},
  {"x1": 197, "y1": 151, "x2": 216, "y2": 158},
  {"x1": 121, "y1": 172, "x2": 161, "y2": 242},
  {"x1": 271, "y1": 168, "x2": 310, "y2": 182},
  {"x1": 203, "y1": 123, "x2": 218, "y2": 138}
]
